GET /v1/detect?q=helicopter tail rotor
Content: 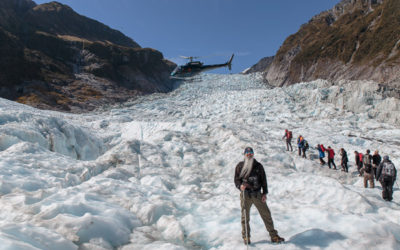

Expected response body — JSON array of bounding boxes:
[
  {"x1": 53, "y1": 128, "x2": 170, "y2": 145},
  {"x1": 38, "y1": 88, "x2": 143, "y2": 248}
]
[{"x1": 227, "y1": 54, "x2": 234, "y2": 70}]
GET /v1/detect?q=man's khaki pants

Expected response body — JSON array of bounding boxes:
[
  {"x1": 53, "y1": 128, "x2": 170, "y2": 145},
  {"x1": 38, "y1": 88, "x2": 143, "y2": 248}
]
[
  {"x1": 364, "y1": 172, "x2": 375, "y2": 188},
  {"x1": 240, "y1": 191, "x2": 278, "y2": 240}
]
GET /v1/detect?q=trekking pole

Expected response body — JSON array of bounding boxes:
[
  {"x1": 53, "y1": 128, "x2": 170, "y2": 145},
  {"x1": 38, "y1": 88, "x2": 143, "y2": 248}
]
[{"x1": 242, "y1": 190, "x2": 249, "y2": 250}]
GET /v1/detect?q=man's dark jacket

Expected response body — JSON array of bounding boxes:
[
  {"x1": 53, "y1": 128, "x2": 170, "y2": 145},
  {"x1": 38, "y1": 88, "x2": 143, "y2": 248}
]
[
  {"x1": 372, "y1": 154, "x2": 382, "y2": 165},
  {"x1": 234, "y1": 159, "x2": 268, "y2": 194}
]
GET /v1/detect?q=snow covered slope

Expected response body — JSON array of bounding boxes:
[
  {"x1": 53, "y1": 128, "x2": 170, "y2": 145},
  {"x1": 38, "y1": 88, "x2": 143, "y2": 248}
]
[{"x1": 0, "y1": 73, "x2": 399, "y2": 249}]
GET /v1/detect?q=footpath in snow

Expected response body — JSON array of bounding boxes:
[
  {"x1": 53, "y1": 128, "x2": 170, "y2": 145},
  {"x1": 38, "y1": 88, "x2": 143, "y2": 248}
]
[{"x1": 0, "y1": 73, "x2": 399, "y2": 249}]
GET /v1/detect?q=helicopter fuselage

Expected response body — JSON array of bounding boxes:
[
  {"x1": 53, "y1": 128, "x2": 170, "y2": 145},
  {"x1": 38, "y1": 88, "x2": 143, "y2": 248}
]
[{"x1": 170, "y1": 54, "x2": 234, "y2": 78}]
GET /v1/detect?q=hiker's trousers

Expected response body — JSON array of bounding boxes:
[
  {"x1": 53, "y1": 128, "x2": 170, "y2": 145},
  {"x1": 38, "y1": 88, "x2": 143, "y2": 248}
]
[{"x1": 240, "y1": 191, "x2": 278, "y2": 240}]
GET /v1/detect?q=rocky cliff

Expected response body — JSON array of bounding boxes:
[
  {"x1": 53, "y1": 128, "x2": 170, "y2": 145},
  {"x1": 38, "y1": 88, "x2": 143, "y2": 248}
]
[
  {"x1": 242, "y1": 56, "x2": 274, "y2": 74},
  {"x1": 252, "y1": 0, "x2": 400, "y2": 88},
  {"x1": 0, "y1": 0, "x2": 176, "y2": 112}
]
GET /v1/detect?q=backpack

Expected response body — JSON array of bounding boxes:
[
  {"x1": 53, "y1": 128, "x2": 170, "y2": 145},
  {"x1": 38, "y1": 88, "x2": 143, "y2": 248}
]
[
  {"x1": 382, "y1": 162, "x2": 396, "y2": 178},
  {"x1": 288, "y1": 131, "x2": 292, "y2": 139},
  {"x1": 359, "y1": 153, "x2": 363, "y2": 162},
  {"x1": 329, "y1": 148, "x2": 335, "y2": 158},
  {"x1": 304, "y1": 140, "x2": 309, "y2": 150},
  {"x1": 363, "y1": 154, "x2": 372, "y2": 166},
  {"x1": 320, "y1": 144, "x2": 325, "y2": 152}
]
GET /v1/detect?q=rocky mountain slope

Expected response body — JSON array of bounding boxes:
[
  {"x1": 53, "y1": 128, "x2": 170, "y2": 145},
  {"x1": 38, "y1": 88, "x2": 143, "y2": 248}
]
[
  {"x1": 0, "y1": 0, "x2": 176, "y2": 112},
  {"x1": 250, "y1": 0, "x2": 400, "y2": 89},
  {"x1": 242, "y1": 56, "x2": 274, "y2": 74}
]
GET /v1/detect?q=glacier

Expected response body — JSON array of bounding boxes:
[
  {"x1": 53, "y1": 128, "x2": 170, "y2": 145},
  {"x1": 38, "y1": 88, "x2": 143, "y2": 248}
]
[{"x1": 0, "y1": 73, "x2": 399, "y2": 249}]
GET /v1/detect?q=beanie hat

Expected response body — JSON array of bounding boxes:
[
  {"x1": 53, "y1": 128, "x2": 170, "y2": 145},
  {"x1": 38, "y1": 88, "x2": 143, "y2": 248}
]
[{"x1": 244, "y1": 147, "x2": 254, "y2": 155}]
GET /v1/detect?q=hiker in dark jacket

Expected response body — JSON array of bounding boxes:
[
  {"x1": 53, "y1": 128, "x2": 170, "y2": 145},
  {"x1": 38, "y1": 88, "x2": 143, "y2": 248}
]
[
  {"x1": 282, "y1": 129, "x2": 293, "y2": 152},
  {"x1": 302, "y1": 140, "x2": 309, "y2": 159},
  {"x1": 376, "y1": 156, "x2": 397, "y2": 201},
  {"x1": 372, "y1": 150, "x2": 382, "y2": 177},
  {"x1": 362, "y1": 149, "x2": 374, "y2": 188},
  {"x1": 340, "y1": 148, "x2": 348, "y2": 172},
  {"x1": 326, "y1": 146, "x2": 337, "y2": 169},
  {"x1": 297, "y1": 135, "x2": 305, "y2": 157},
  {"x1": 234, "y1": 147, "x2": 284, "y2": 244},
  {"x1": 317, "y1": 144, "x2": 326, "y2": 165}
]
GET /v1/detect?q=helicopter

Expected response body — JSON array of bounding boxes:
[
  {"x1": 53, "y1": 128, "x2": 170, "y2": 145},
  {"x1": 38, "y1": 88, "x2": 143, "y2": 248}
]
[{"x1": 170, "y1": 54, "x2": 234, "y2": 78}]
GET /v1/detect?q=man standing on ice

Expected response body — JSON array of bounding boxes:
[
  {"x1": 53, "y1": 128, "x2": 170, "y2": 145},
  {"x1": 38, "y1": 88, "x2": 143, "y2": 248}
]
[{"x1": 234, "y1": 147, "x2": 284, "y2": 245}]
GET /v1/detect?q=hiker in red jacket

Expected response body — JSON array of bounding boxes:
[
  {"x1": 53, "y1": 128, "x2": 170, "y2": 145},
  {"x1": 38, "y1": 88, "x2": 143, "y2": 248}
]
[
  {"x1": 326, "y1": 146, "x2": 337, "y2": 170},
  {"x1": 354, "y1": 151, "x2": 363, "y2": 176},
  {"x1": 282, "y1": 129, "x2": 293, "y2": 152},
  {"x1": 358, "y1": 152, "x2": 364, "y2": 176}
]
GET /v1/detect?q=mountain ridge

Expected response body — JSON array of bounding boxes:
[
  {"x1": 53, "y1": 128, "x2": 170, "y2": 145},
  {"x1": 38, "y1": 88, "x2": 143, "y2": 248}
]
[
  {"x1": 248, "y1": 0, "x2": 400, "y2": 89},
  {"x1": 0, "y1": 0, "x2": 176, "y2": 112}
]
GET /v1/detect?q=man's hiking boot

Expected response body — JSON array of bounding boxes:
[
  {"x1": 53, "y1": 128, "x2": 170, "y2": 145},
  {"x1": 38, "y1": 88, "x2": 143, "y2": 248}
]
[
  {"x1": 271, "y1": 235, "x2": 285, "y2": 243},
  {"x1": 243, "y1": 237, "x2": 251, "y2": 245}
]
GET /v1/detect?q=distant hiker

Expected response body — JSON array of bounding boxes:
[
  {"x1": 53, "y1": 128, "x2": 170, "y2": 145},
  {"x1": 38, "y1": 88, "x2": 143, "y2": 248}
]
[
  {"x1": 297, "y1": 135, "x2": 305, "y2": 158},
  {"x1": 354, "y1": 151, "x2": 363, "y2": 176},
  {"x1": 362, "y1": 149, "x2": 374, "y2": 188},
  {"x1": 317, "y1": 144, "x2": 326, "y2": 165},
  {"x1": 282, "y1": 129, "x2": 293, "y2": 151},
  {"x1": 340, "y1": 148, "x2": 348, "y2": 172},
  {"x1": 302, "y1": 140, "x2": 309, "y2": 159},
  {"x1": 234, "y1": 147, "x2": 285, "y2": 245},
  {"x1": 372, "y1": 150, "x2": 382, "y2": 177},
  {"x1": 376, "y1": 156, "x2": 397, "y2": 201},
  {"x1": 326, "y1": 146, "x2": 337, "y2": 169}
]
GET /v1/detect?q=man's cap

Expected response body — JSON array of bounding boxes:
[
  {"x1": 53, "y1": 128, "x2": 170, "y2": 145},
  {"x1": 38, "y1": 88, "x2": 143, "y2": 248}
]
[
  {"x1": 244, "y1": 147, "x2": 254, "y2": 154},
  {"x1": 383, "y1": 155, "x2": 389, "y2": 161}
]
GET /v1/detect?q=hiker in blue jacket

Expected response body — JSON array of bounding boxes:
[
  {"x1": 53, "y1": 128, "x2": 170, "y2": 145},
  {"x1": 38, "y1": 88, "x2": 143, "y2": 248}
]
[{"x1": 317, "y1": 144, "x2": 326, "y2": 165}]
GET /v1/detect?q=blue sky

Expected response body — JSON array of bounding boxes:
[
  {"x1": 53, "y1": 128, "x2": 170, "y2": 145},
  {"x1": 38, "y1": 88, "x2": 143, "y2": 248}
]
[{"x1": 34, "y1": 0, "x2": 340, "y2": 73}]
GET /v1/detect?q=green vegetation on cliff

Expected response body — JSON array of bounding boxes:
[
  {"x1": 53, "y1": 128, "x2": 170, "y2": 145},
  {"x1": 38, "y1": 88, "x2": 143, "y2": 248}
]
[{"x1": 277, "y1": 0, "x2": 399, "y2": 67}]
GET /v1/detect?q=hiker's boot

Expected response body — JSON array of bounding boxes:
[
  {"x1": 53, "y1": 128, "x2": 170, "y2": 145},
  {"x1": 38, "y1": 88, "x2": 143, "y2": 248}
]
[
  {"x1": 271, "y1": 235, "x2": 285, "y2": 243},
  {"x1": 243, "y1": 237, "x2": 251, "y2": 245}
]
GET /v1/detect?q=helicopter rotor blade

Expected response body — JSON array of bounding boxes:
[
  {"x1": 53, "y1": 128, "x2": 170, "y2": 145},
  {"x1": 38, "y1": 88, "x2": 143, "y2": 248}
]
[{"x1": 180, "y1": 56, "x2": 200, "y2": 59}]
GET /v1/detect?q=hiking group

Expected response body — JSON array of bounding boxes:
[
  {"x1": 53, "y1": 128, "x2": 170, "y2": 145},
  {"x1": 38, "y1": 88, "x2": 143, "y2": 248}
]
[
  {"x1": 233, "y1": 131, "x2": 397, "y2": 246},
  {"x1": 284, "y1": 129, "x2": 397, "y2": 202}
]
